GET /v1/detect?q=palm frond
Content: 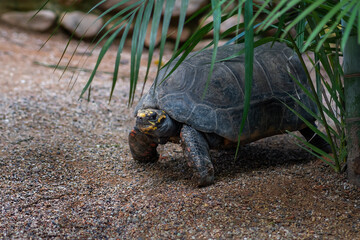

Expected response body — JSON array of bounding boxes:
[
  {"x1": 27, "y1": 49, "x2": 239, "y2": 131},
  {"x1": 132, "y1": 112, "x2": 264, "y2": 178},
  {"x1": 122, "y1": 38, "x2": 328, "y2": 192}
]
[
  {"x1": 235, "y1": 0, "x2": 254, "y2": 157},
  {"x1": 202, "y1": 0, "x2": 221, "y2": 99}
]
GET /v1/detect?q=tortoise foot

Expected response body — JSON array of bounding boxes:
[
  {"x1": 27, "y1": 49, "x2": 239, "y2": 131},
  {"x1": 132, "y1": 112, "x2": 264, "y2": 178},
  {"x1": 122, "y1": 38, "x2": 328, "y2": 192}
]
[{"x1": 196, "y1": 171, "x2": 215, "y2": 187}]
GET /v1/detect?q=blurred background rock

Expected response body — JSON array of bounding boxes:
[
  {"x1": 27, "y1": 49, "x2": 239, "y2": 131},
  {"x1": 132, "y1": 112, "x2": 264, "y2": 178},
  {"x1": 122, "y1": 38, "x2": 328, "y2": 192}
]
[
  {"x1": 0, "y1": 0, "x2": 104, "y2": 37},
  {"x1": 0, "y1": 0, "x2": 243, "y2": 45}
]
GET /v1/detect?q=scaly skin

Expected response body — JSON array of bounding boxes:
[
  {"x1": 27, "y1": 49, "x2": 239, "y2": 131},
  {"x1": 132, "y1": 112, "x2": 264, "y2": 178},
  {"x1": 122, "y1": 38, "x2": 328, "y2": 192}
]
[
  {"x1": 180, "y1": 125, "x2": 214, "y2": 187},
  {"x1": 128, "y1": 128, "x2": 159, "y2": 163}
]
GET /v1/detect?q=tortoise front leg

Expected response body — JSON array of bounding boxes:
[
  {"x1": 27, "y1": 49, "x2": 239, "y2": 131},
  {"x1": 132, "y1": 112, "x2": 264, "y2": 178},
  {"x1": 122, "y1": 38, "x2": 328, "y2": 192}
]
[
  {"x1": 129, "y1": 128, "x2": 159, "y2": 163},
  {"x1": 180, "y1": 125, "x2": 214, "y2": 187}
]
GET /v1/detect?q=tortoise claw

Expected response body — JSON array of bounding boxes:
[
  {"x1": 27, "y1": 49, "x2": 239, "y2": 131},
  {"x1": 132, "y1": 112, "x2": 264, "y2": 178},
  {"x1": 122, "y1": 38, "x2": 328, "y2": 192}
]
[{"x1": 197, "y1": 172, "x2": 215, "y2": 187}]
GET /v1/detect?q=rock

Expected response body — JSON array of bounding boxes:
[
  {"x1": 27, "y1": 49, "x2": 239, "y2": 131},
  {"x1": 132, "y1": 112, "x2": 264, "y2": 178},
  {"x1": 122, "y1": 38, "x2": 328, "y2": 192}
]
[
  {"x1": 170, "y1": 0, "x2": 208, "y2": 17},
  {"x1": 104, "y1": 20, "x2": 134, "y2": 38},
  {"x1": 97, "y1": 0, "x2": 208, "y2": 17},
  {"x1": 144, "y1": 20, "x2": 192, "y2": 48},
  {"x1": 144, "y1": 19, "x2": 163, "y2": 48},
  {"x1": 60, "y1": 11, "x2": 104, "y2": 39},
  {"x1": 167, "y1": 24, "x2": 192, "y2": 43},
  {"x1": 201, "y1": 14, "x2": 244, "y2": 37},
  {"x1": 0, "y1": 10, "x2": 57, "y2": 32}
]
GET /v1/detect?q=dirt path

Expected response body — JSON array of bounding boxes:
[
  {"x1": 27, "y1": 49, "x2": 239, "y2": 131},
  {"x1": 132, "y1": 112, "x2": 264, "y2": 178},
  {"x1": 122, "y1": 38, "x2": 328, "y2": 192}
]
[{"x1": 0, "y1": 23, "x2": 359, "y2": 239}]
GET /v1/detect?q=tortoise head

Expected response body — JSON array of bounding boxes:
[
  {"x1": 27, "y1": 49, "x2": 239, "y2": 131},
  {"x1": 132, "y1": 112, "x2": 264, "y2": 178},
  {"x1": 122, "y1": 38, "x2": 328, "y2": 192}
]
[{"x1": 135, "y1": 109, "x2": 178, "y2": 138}]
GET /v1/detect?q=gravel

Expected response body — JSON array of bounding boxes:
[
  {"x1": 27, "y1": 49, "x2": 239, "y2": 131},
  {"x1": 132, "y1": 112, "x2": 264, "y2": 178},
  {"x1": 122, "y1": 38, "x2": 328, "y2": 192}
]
[{"x1": 0, "y1": 23, "x2": 359, "y2": 239}]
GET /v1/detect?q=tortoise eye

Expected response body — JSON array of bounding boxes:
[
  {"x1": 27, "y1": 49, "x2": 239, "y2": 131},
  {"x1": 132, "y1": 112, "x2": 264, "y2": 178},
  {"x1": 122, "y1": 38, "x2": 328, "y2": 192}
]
[{"x1": 149, "y1": 113, "x2": 157, "y2": 120}]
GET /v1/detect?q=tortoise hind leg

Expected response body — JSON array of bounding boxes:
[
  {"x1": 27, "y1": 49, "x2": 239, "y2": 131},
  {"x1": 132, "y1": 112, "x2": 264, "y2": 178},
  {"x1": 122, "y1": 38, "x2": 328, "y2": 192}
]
[
  {"x1": 129, "y1": 128, "x2": 159, "y2": 163},
  {"x1": 180, "y1": 125, "x2": 214, "y2": 187},
  {"x1": 299, "y1": 126, "x2": 332, "y2": 153}
]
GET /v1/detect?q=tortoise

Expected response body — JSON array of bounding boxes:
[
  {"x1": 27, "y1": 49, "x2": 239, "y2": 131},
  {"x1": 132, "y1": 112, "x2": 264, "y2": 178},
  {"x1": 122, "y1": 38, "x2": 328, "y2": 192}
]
[{"x1": 128, "y1": 42, "x2": 330, "y2": 187}]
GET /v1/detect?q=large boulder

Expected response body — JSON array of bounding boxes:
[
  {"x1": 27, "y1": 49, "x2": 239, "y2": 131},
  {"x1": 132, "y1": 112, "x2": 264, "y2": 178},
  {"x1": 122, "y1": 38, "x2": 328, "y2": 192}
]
[
  {"x1": 0, "y1": 10, "x2": 57, "y2": 32},
  {"x1": 60, "y1": 11, "x2": 104, "y2": 39}
]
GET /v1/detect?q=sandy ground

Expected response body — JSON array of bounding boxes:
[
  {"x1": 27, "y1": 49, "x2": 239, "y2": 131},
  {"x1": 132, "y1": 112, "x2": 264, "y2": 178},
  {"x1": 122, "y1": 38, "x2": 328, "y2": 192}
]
[{"x1": 0, "y1": 23, "x2": 360, "y2": 239}]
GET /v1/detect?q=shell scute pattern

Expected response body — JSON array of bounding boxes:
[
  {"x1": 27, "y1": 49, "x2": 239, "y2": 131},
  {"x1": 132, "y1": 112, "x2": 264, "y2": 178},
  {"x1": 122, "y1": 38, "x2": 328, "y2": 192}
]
[
  {"x1": 188, "y1": 104, "x2": 217, "y2": 131},
  {"x1": 189, "y1": 64, "x2": 243, "y2": 109}
]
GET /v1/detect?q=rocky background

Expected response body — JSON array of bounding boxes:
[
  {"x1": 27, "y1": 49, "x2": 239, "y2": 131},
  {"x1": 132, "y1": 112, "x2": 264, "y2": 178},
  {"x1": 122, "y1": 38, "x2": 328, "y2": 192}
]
[{"x1": 0, "y1": 0, "x2": 242, "y2": 43}]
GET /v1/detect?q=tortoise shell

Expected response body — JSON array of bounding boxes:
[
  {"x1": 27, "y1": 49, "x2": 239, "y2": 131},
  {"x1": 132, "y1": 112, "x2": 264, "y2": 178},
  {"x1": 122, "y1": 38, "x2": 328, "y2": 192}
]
[{"x1": 135, "y1": 42, "x2": 316, "y2": 143}]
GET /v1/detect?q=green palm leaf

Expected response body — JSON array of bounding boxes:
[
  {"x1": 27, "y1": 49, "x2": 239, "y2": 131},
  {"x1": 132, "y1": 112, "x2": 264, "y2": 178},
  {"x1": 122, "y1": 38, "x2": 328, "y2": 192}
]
[{"x1": 235, "y1": 0, "x2": 253, "y2": 157}]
